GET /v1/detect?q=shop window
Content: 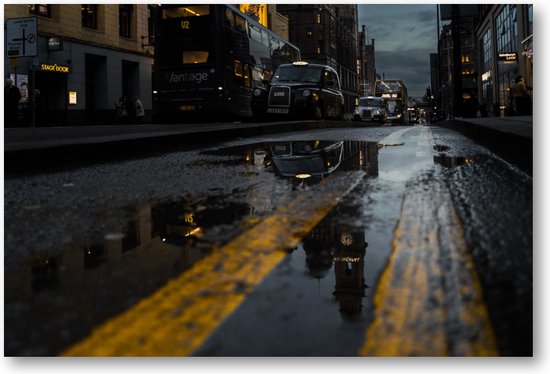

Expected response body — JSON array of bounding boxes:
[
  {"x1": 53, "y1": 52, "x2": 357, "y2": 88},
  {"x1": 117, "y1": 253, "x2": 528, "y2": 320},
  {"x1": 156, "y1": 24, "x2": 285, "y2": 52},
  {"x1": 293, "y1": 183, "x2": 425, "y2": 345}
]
[
  {"x1": 82, "y1": 4, "x2": 98, "y2": 30},
  {"x1": 29, "y1": 4, "x2": 51, "y2": 17},
  {"x1": 119, "y1": 4, "x2": 133, "y2": 38}
]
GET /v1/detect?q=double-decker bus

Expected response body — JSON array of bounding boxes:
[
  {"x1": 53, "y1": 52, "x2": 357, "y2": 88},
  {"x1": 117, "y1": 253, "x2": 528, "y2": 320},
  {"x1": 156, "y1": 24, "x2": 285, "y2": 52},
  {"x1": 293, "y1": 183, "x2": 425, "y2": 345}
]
[
  {"x1": 374, "y1": 80, "x2": 409, "y2": 123},
  {"x1": 153, "y1": 4, "x2": 301, "y2": 122}
]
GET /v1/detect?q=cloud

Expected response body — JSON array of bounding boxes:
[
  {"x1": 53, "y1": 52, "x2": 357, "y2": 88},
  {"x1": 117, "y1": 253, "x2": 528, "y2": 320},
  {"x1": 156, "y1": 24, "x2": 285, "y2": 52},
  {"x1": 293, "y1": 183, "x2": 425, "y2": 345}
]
[
  {"x1": 358, "y1": 4, "x2": 437, "y2": 98},
  {"x1": 376, "y1": 49, "x2": 433, "y2": 98}
]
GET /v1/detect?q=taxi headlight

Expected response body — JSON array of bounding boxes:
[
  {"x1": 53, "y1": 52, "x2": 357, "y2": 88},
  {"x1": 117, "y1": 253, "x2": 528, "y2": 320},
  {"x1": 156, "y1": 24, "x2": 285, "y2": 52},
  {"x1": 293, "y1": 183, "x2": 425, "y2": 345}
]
[
  {"x1": 253, "y1": 88, "x2": 262, "y2": 97},
  {"x1": 373, "y1": 110, "x2": 380, "y2": 115},
  {"x1": 302, "y1": 89, "x2": 311, "y2": 97},
  {"x1": 397, "y1": 113, "x2": 402, "y2": 118}
]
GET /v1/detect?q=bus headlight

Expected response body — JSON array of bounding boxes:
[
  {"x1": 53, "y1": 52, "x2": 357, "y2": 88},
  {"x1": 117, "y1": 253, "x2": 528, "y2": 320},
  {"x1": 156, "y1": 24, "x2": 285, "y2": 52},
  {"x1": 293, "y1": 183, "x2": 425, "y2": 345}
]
[
  {"x1": 253, "y1": 88, "x2": 262, "y2": 97},
  {"x1": 302, "y1": 89, "x2": 311, "y2": 97}
]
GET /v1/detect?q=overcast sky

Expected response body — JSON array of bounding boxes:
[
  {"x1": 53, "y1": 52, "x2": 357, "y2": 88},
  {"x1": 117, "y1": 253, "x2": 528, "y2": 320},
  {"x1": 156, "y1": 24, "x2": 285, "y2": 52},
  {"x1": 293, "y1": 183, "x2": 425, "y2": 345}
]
[{"x1": 358, "y1": 4, "x2": 438, "y2": 98}]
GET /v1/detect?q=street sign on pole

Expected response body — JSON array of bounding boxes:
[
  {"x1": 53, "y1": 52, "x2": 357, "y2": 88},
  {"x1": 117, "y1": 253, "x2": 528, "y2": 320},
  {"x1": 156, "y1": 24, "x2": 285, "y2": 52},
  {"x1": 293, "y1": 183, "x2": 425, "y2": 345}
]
[{"x1": 6, "y1": 17, "x2": 38, "y2": 57}]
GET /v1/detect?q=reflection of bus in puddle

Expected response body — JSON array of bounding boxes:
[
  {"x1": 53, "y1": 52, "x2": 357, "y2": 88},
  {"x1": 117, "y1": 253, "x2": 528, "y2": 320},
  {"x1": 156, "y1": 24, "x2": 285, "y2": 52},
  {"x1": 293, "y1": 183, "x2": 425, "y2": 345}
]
[{"x1": 153, "y1": 199, "x2": 251, "y2": 247}]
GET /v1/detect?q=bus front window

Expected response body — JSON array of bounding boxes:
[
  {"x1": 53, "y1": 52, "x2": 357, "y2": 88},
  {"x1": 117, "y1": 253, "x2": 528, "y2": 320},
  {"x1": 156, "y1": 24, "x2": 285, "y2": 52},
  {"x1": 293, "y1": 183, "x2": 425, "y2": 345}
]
[
  {"x1": 157, "y1": 6, "x2": 214, "y2": 67},
  {"x1": 162, "y1": 5, "x2": 210, "y2": 19}
]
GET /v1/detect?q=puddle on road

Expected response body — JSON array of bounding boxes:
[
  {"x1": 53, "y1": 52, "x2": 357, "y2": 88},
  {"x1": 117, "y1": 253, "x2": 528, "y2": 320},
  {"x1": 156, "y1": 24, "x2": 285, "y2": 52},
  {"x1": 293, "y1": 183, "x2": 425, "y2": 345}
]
[{"x1": 5, "y1": 133, "x2": 485, "y2": 356}]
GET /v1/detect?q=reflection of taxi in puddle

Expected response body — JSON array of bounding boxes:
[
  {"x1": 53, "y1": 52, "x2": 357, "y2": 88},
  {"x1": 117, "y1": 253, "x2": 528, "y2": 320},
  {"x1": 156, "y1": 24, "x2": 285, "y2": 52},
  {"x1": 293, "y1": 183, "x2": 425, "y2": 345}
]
[{"x1": 269, "y1": 141, "x2": 343, "y2": 181}]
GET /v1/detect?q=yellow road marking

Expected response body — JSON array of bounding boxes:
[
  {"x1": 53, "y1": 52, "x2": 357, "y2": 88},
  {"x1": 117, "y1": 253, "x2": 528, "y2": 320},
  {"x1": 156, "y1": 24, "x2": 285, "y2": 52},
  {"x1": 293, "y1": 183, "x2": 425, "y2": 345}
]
[
  {"x1": 63, "y1": 172, "x2": 364, "y2": 356},
  {"x1": 359, "y1": 183, "x2": 498, "y2": 356}
]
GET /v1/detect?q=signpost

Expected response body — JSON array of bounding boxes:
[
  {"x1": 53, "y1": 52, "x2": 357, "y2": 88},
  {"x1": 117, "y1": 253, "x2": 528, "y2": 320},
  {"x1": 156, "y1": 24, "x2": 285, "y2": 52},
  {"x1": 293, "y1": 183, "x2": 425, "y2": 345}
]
[
  {"x1": 6, "y1": 17, "x2": 38, "y2": 127},
  {"x1": 6, "y1": 17, "x2": 37, "y2": 57}
]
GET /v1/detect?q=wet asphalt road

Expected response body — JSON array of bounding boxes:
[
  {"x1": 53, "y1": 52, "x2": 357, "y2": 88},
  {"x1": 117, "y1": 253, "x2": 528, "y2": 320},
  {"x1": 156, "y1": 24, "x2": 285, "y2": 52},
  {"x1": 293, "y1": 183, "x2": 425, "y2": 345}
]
[{"x1": 3, "y1": 124, "x2": 532, "y2": 356}]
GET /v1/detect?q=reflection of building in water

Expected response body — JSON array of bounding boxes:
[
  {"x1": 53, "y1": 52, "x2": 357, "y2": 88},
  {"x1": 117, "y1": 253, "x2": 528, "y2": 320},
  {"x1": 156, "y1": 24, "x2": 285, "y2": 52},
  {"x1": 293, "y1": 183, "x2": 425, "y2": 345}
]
[
  {"x1": 4, "y1": 200, "x2": 232, "y2": 354},
  {"x1": 301, "y1": 202, "x2": 368, "y2": 319},
  {"x1": 434, "y1": 154, "x2": 476, "y2": 168},
  {"x1": 302, "y1": 220, "x2": 336, "y2": 279},
  {"x1": 332, "y1": 203, "x2": 368, "y2": 319},
  {"x1": 339, "y1": 141, "x2": 379, "y2": 177},
  {"x1": 333, "y1": 226, "x2": 367, "y2": 319}
]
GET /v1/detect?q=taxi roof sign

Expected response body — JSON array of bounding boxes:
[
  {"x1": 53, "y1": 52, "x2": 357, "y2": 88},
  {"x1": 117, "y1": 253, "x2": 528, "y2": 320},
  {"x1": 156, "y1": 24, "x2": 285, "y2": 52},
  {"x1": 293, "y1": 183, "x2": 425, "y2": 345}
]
[{"x1": 292, "y1": 61, "x2": 309, "y2": 66}]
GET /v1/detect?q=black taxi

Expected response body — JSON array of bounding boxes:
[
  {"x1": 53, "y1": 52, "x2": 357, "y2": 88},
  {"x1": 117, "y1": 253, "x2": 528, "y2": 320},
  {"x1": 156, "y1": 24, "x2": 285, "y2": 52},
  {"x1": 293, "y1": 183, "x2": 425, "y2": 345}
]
[{"x1": 251, "y1": 62, "x2": 345, "y2": 121}]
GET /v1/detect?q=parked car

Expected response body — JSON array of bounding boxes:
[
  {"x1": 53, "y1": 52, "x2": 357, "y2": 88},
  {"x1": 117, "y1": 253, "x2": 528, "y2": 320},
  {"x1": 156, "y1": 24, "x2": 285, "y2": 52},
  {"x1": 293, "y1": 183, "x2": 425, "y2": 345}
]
[
  {"x1": 251, "y1": 61, "x2": 345, "y2": 121},
  {"x1": 353, "y1": 96, "x2": 387, "y2": 124}
]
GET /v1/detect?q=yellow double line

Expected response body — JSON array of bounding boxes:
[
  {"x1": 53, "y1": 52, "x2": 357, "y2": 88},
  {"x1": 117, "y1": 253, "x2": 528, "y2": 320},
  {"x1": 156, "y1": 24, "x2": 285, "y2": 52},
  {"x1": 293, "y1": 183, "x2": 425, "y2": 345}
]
[
  {"x1": 64, "y1": 148, "x2": 499, "y2": 356},
  {"x1": 63, "y1": 171, "x2": 365, "y2": 356},
  {"x1": 359, "y1": 182, "x2": 499, "y2": 356}
]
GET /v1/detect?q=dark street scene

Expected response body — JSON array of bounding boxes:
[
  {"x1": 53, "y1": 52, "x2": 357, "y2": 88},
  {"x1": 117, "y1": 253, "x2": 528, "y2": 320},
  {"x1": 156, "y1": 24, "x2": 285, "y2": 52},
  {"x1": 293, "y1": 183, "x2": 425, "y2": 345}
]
[{"x1": 3, "y1": 3, "x2": 534, "y2": 359}]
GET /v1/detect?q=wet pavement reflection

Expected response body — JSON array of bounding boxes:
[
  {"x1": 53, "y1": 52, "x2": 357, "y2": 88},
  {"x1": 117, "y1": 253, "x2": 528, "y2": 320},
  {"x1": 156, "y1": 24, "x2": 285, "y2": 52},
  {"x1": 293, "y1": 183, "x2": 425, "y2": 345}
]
[{"x1": 6, "y1": 130, "x2": 491, "y2": 356}]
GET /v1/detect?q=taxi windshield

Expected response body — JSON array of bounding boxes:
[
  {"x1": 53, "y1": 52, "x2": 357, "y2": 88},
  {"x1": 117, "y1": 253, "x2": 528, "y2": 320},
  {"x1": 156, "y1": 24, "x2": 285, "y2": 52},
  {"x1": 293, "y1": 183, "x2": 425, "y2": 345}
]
[
  {"x1": 358, "y1": 98, "x2": 382, "y2": 107},
  {"x1": 271, "y1": 66, "x2": 322, "y2": 83}
]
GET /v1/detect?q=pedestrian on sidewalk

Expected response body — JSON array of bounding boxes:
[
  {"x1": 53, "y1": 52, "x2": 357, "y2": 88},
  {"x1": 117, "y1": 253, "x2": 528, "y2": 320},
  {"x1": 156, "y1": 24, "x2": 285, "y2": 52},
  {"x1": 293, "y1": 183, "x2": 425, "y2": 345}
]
[
  {"x1": 5, "y1": 79, "x2": 21, "y2": 126},
  {"x1": 511, "y1": 76, "x2": 532, "y2": 116},
  {"x1": 33, "y1": 89, "x2": 47, "y2": 126},
  {"x1": 134, "y1": 97, "x2": 145, "y2": 124},
  {"x1": 124, "y1": 95, "x2": 136, "y2": 124},
  {"x1": 115, "y1": 97, "x2": 128, "y2": 125}
]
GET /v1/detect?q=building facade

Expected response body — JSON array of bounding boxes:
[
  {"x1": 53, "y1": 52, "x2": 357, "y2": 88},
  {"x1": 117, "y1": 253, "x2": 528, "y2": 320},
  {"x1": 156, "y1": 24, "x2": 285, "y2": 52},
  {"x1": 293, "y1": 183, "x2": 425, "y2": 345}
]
[
  {"x1": 4, "y1": 4, "x2": 154, "y2": 126},
  {"x1": 435, "y1": 4, "x2": 533, "y2": 119},
  {"x1": 475, "y1": 4, "x2": 533, "y2": 117},
  {"x1": 357, "y1": 25, "x2": 376, "y2": 98}
]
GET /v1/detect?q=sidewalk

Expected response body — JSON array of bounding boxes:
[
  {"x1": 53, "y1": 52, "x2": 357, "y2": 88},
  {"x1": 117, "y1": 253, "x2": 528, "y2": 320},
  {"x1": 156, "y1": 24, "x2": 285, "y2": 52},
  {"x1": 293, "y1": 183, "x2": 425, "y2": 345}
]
[
  {"x1": 4, "y1": 116, "x2": 533, "y2": 174},
  {"x1": 4, "y1": 116, "x2": 533, "y2": 152},
  {"x1": 444, "y1": 115, "x2": 533, "y2": 175},
  {"x1": 451, "y1": 115, "x2": 533, "y2": 139}
]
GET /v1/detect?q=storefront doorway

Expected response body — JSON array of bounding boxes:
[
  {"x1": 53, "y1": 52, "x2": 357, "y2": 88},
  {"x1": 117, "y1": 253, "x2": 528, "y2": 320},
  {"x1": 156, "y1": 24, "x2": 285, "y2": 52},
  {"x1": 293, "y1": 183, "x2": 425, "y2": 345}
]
[{"x1": 34, "y1": 70, "x2": 68, "y2": 126}]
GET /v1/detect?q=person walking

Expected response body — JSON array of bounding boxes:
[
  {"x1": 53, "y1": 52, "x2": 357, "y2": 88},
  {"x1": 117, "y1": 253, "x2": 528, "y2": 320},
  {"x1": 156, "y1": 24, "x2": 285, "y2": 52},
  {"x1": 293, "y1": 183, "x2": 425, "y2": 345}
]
[
  {"x1": 5, "y1": 79, "x2": 21, "y2": 126},
  {"x1": 124, "y1": 95, "x2": 136, "y2": 124},
  {"x1": 134, "y1": 97, "x2": 145, "y2": 124},
  {"x1": 115, "y1": 96, "x2": 128, "y2": 124},
  {"x1": 511, "y1": 76, "x2": 532, "y2": 116},
  {"x1": 33, "y1": 89, "x2": 47, "y2": 126}
]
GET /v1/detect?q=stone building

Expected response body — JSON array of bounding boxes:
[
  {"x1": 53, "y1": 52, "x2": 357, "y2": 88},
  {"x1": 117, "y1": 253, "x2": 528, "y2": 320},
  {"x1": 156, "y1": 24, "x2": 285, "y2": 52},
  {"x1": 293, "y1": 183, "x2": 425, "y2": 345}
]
[{"x1": 4, "y1": 4, "x2": 154, "y2": 125}]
